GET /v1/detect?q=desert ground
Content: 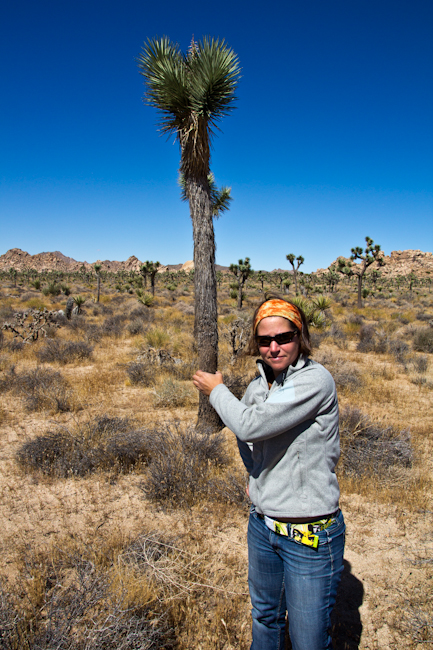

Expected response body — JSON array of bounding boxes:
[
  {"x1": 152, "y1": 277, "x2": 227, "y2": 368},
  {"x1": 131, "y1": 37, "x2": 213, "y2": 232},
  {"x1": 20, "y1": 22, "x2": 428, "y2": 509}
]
[{"x1": 0, "y1": 268, "x2": 432, "y2": 649}]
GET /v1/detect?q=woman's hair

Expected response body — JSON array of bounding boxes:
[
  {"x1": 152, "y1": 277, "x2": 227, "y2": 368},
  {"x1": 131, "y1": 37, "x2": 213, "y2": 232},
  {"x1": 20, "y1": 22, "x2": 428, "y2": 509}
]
[{"x1": 245, "y1": 293, "x2": 312, "y2": 357}]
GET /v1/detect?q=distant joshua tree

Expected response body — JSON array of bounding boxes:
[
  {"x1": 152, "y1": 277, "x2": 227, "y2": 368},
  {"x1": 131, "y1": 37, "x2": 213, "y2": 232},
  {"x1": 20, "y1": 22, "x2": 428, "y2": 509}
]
[
  {"x1": 229, "y1": 257, "x2": 252, "y2": 309},
  {"x1": 256, "y1": 271, "x2": 266, "y2": 292},
  {"x1": 338, "y1": 236, "x2": 384, "y2": 308},
  {"x1": 286, "y1": 254, "x2": 304, "y2": 295},
  {"x1": 325, "y1": 264, "x2": 340, "y2": 293},
  {"x1": 94, "y1": 264, "x2": 102, "y2": 303},
  {"x1": 142, "y1": 261, "x2": 160, "y2": 296}
]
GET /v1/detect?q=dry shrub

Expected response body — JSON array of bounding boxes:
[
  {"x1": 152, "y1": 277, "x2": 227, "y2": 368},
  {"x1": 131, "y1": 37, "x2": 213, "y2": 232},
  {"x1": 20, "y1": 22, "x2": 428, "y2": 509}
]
[
  {"x1": 0, "y1": 548, "x2": 174, "y2": 650},
  {"x1": 389, "y1": 338, "x2": 409, "y2": 364},
  {"x1": 84, "y1": 324, "x2": 104, "y2": 342},
  {"x1": 415, "y1": 311, "x2": 433, "y2": 322},
  {"x1": 65, "y1": 315, "x2": 88, "y2": 332},
  {"x1": 339, "y1": 406, "x2": 413, "y2": 480},
  {"x1": 309, "y1": 330, "x2": 327, "y2": 350},
  {"x1": 413, "y1": 326, "x2": 433, "y2": 353},
  {"x1": 129, "y1": 305, "x2": 155, "y2": 322},
  {"x1": 92, "y1": 303, "x2": 113, "y2": 316},
  {"x1": 7, "y1": 366, "x2": 73, "y2": 412},
  {"x1": 8, "y1": 338, "x2": 25, "y2": 352},
  {"x1": 208, "y1": 470, "x2": 249, "y2": 506},
  {"x1": 152, "y1": 377, "x2": 196, "y2": 408},
  {"x1": 101, "y1": 315, "x2": 125, "y2": 338},
  {"x1": 127, "y1": 318, "x2": 146, "y2": 336},
  {"x1": 328, "y1": 323, "x2": 348, "y2": 348},
  {"x1": 172, "y1": 301, "x2": 194, "y2": 315},
  {"x1": 36, "y1": 339, "x2": 93, "y2": 364},
  {"x1": 16, "y1": 416, "x2": 151, "y2": 477},
  {"x1": 121, "y1": 530, "x2": 184, "y2": 603},
  {"x1": 356, "y1": 324, "x2": 388, "y2": 354},
  {"x1": 413, "y1": 354, "x2": 429, "y2": 373},
  {"x1": 141, "y1": 423, "x2": 228, "y2": 507},
  {"x1": 126, "y1": 361, "x2": 154, "y2": 386},
  {"x1": 313, "y1": 349, "x2": 362, "y2": 391}
]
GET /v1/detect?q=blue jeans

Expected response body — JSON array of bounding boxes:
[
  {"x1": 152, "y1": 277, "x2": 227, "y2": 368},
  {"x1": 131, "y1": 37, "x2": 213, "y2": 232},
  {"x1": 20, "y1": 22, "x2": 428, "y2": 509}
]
[{"x1": 248, "y1": 507, "x2": 345, "y2": 650}]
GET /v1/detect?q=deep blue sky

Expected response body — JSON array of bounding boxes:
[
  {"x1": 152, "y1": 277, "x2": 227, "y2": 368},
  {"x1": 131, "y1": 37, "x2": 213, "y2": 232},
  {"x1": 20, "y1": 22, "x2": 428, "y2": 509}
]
[{"x1": 1, "y1": 0, "x2": 432, "y2": 272}]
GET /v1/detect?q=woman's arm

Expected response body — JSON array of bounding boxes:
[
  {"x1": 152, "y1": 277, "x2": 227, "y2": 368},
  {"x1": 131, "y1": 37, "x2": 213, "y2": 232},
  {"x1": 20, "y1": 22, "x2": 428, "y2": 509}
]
[{"x1": 209, "y1": 367, "x2": 336, "y2": 442}]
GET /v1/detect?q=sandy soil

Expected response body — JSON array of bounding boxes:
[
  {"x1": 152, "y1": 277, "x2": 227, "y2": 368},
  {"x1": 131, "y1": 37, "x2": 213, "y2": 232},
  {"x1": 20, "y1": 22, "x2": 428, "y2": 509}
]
[{"x1": 1, "y1": 408, "x2": 432, "y2": 649}]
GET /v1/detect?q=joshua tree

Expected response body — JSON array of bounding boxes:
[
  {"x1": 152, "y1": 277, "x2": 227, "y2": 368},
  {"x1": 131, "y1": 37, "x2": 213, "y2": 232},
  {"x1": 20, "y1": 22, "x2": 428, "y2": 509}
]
[
  {"x1": 325, "y1": 264, "x2": 340, "y2": 293},
  {"x1": 345, "y1": 236, "x2": 384, "y2": 308},
  {"x1": 282, "y1": 277, "x2": 292, "y2": 295},
  {"x1": 256, "y1": 271, "x2": 266, "y2": 291},
  {"x1": 286, "y1": 254, "x2": 304, "y2": 295},
  {"x1": 94, "y1": 263, "x2": 102, "y2": 303},
  {"x1": 142, "y1": 261, "x2": 160, "y2": 296},
  {"x1": 272, "y1": 271, "x2": 289, "y2": 292},
  {"x1": 138, "y1": 36, "x2": 240, "y2": 430},
  {"x1": 229, "y1": 257, "x2": 252, "y2": 309},
  {"x1": 9, "y1": 267, "x2": 17, "y2": 288},
  {"x1": 139, "y1": 264, "x2": 148, "y2": 288}
]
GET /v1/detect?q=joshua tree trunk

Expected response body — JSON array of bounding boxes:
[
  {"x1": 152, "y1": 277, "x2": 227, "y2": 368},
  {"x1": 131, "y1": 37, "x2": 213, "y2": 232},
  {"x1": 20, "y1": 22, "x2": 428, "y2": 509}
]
[
  {"x1": 187, "y1": 177, "x2": 222, "y2": 432},
  {"x1": 357, "y1": 274, "x2": 363, "y2": 308},
  {"x1": 237, "y1": 280, "x2": 244, "y2": 309}
]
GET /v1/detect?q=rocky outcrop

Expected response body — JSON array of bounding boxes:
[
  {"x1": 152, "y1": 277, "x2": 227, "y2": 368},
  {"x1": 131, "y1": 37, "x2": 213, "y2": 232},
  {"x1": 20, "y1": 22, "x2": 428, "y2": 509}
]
[
  {"x1": 317, "y1": 250, "x2": 433, "y2": 279},
  {"x1": 0, "y1": 249, "x2": 164, "y2": 274}
]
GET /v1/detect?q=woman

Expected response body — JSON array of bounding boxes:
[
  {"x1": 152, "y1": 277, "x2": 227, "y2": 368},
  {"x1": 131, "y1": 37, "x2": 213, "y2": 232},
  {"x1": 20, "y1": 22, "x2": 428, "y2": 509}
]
[{"x1": 193, "y1": 296, "x2": 345, "y2": 650}]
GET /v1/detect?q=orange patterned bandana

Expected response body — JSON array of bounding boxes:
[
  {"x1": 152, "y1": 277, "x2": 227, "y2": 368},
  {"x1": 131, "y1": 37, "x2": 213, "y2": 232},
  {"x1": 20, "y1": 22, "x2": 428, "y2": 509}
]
[{"x1": 254, "y1": 299, "x2": 303, "y2": 333}]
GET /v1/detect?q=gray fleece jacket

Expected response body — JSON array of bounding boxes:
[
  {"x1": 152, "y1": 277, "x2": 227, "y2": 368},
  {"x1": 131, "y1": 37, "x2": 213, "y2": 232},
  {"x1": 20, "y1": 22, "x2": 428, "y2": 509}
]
[{"x1": 209, "y1": 355, "x2": 340, "y2": 519}]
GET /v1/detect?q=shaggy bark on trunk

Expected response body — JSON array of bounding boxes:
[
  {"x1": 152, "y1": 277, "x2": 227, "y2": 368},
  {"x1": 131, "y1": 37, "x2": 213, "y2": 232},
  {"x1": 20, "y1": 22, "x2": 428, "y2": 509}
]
[{"x1": 187, "y1": 177, "x2": 222, "y2": 432}]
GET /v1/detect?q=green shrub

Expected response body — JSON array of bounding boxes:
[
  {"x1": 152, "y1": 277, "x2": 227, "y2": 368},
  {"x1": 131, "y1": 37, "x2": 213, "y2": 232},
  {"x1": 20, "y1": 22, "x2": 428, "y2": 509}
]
[
  {"x1": 136, "y1": 290, "x2": 154, "y2": 307},
  {"x1": 42, "y1": 281, "x2": 61, "y2": 297},
  {"x1": 145, "y1": 328, "x2": 170, "y2": 348}
]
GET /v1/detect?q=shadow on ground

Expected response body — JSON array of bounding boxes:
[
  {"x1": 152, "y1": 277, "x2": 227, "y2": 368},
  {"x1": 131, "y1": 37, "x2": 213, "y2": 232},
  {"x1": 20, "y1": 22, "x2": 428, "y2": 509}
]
[{"x1": 332, "y1": 560, "x2": 364, "y2": 649}]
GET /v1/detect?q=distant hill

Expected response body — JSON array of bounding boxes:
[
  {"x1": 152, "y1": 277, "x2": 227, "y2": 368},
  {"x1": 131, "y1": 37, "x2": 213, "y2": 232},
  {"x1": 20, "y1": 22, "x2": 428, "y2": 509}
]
[{"x1": 0, "y1": 248, "x2": 432, "y2": 278}]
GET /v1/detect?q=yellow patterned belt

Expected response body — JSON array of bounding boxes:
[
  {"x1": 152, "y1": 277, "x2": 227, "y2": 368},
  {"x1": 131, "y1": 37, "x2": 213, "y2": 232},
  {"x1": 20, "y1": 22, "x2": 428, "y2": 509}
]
[{"x1": 261, "y1": 513, "x2": 338, "y2": 549}]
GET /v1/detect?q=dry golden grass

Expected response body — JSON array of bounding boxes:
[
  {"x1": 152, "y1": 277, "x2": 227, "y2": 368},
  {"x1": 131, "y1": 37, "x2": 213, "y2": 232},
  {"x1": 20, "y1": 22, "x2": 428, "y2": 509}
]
[{"x1": 0, "y1": 280, "x2": 432, "y2": 648}]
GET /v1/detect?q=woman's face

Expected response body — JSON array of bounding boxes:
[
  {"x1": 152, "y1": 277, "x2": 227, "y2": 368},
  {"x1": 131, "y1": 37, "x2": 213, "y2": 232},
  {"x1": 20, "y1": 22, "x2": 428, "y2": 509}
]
[{"x1": 256, "y1": 316, "x2": 301, "y2": 378}]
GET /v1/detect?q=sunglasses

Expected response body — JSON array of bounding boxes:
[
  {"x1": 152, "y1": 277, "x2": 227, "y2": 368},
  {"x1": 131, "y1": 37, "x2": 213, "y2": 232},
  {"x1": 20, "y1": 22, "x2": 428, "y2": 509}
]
[{"x1": 256, "y1": 331, "x2": 299, "y2": 348}]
